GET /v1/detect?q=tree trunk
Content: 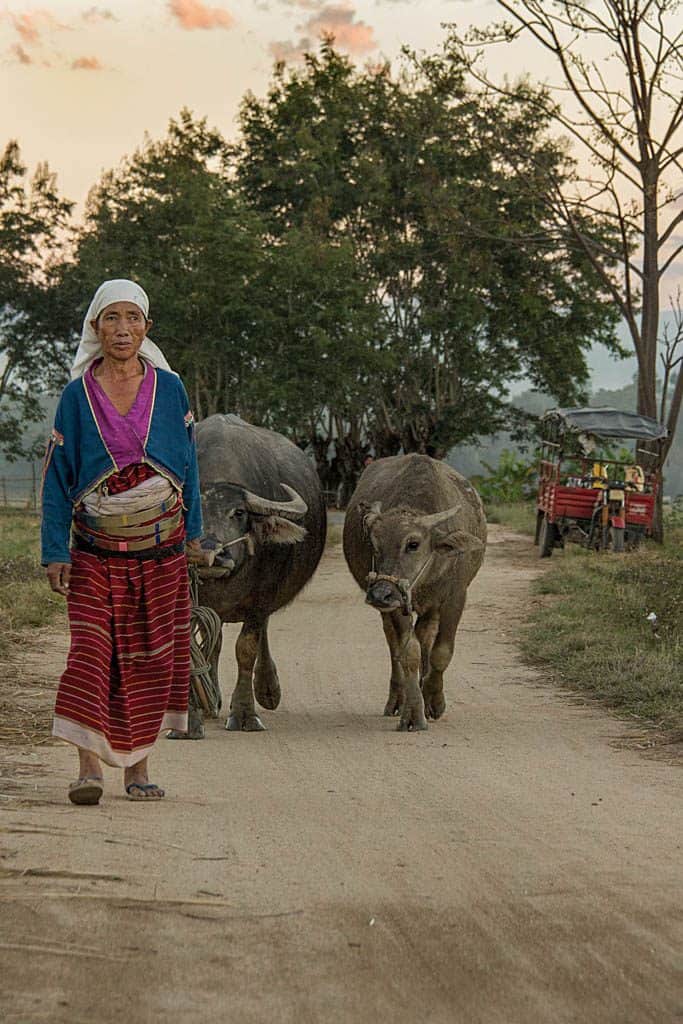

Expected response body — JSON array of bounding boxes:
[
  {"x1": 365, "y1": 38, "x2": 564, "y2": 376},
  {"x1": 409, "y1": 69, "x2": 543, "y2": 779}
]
[
  {"x1": 639, "y1": 172, "x2": 664, "y2": 542},
  {"x1": 638, "y1": 175, "x2": 659, "y2": 420}
]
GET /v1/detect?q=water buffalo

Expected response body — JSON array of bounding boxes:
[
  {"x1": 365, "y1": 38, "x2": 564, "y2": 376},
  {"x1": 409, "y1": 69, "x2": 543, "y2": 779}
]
[
  {"x1": 343, "y1": 454, "x2": 486, "y2": 731},
  {"x1": 181, "y1": 414, "x2": 326, "y2": 734}
]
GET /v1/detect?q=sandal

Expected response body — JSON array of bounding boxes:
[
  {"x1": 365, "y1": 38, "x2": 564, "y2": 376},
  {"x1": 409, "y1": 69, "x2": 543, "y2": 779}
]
[
  {"x1": 68, "y1": 777, "x2": 104, "y2": 806},
  {"x1": 125, "y1": 782, "x2": 165, "y2": 801}
]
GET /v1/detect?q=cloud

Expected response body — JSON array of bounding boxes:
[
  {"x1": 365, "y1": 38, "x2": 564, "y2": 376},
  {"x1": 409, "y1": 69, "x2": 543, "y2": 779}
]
[
  {"x1": 269, "y1": 37, "x2": 311, "y2": 62},
  {"x1": 4, "y1": 9, "x2": 107, "y2": 70},
  {"x1": 82, "y1": 7, "x2": 117, "y2": 22},
  {"x1": 270, "y1": 2, "x2": 376, "y2": 62},
  {"x1": 10, "y1": 42, "x2": 33, "y2": 64},
  {"x1": 12, "y1": 12, "x2": 42, "y2": 45},
  {"x1": 305, "y1": 4, "x2": 376, "y2": 54},
  {"x1": 10, "y1": 10, "x2": 65, "y2": 46},
  {"x1": 168, "y1": 0, "x2": 234, "y2": 30},
  {"x1": 71, "y1": 55, "x2": 104, "y2": 70}
]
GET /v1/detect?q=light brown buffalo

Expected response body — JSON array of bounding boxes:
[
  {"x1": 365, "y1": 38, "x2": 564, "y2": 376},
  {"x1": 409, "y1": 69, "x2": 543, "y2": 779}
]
[{"x1": 343, "y1": 454, "x2": 486, "y2": 731}]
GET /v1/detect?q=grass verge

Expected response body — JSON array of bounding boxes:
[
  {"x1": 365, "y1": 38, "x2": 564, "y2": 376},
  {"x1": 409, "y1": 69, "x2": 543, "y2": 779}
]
[
  {"x1": 522, "y1": 525, "x2": 683, "y2": 742},
  {"x1": 0, "y1": 511, "x2": 64, "y2": 656},
  {"x1": 485, "y1": 501, "x2": 536, "y2": 536}
]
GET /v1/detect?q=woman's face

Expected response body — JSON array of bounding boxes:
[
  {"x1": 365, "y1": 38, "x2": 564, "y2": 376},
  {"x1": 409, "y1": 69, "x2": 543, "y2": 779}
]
[{"x1": 91, "y1": 301, "x2": 152, "y2": 363}]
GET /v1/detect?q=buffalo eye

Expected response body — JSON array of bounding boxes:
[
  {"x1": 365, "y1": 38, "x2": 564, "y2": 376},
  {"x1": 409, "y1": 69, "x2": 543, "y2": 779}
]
[
  {"x1": 405, "y1": 539, "x2": 420, "y2": 552},
  {"x1": 233, "y1": 508, "x2": 246, "y2": 520}
]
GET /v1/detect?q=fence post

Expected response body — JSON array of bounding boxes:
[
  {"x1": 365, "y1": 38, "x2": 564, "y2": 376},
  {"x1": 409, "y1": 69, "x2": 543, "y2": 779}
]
[
  {"x1": 1, "y1": 477, "x2": 5, "y2": 508},
  {"x1": 31, "y1": 463, "x2": 37, "y2": 512}
]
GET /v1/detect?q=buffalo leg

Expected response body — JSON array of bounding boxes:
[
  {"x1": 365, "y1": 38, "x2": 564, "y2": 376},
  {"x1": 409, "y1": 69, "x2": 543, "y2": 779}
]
[
  {"x1": 226, "y1": 618, "x2": 265, "y2": 732},
  {"x1": 387, "y1": 611, "x2": 428, "y2": 732},
  {"x1": 381, "y1": 613, "x2": 404, "y2": 716},
  {"x1": 208, "y1": 623, "x2": 223, "y2": 715},
  {"x1": 422, "y1": 598, "x2": 466, "y2": 720},
  {"x1": 253, "y1": 618, "x2": 281, "y2": 711},
  {"x1": 415, "y1": 613, "x2": 439, "y2": 685},
  {"x1": 166, "y1": 704, "x2": 205, "y2": 741}
]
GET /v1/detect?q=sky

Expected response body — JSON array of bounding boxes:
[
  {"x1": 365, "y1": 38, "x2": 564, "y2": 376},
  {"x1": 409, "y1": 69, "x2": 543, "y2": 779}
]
[
  {"x1": 1, "y1": 0, "x2": 679, "y2": 391},
  {"x1": 1, "y1": 0, "x2": 504, "y2": 209}
]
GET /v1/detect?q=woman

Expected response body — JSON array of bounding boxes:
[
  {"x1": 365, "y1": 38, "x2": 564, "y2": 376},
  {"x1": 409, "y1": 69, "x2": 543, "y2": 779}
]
[{"x1": 41, "y1": 279, "x2": 203, "y2": 805}]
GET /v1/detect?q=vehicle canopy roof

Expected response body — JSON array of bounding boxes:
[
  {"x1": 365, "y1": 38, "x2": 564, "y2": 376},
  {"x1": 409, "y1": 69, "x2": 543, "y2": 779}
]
[{"x1": 542, "y1": 407, "x2": 668, "y2": 442}]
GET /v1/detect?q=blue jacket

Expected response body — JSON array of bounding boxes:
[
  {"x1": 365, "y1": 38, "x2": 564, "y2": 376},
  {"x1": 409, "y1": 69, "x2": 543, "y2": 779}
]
[{"x1": 41, "y1": 368, "x2": 202, "y2": 564}]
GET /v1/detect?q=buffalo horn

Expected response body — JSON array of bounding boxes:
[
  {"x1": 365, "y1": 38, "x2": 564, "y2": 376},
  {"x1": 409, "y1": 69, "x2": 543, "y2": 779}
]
[
  {"x1": 417, "y1": 504, "x2": 462, "y2": 529},
  {"x1": 242, "y1": 483, "x2": 308, "y2": 521}
]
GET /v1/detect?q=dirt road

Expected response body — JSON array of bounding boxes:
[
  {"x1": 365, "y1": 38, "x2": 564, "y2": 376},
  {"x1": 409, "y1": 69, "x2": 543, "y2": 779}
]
[{"x1": 1, "y1": 525, "x2": 681, "y2": 1024}]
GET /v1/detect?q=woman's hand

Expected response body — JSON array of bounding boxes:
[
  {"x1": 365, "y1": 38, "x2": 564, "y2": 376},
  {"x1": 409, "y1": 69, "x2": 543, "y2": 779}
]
[
  {"x1": 46, "y1": 563, "x2": 71, "y2": 596},
  {"x1": 185, "y1": 538, "x2": 204, "y2": 564}
]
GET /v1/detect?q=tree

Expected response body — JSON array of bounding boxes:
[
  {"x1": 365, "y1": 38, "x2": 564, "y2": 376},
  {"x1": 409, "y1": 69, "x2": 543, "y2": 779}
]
[
  {"x1": 452, "y1": 0, "x2": 683, "y2": 531},
  {"x1": 47, "y1": 109, "x2": 385, "y2": 504},
  {"x1": 0, "y1": 141, "x2": 73, "y2": 459},
  {"x1": 236, "y1": 45, "x2": 620, "y2": 473},
  {"x1": 50, "y1": 111, "x2": 267, "y2": 420}
]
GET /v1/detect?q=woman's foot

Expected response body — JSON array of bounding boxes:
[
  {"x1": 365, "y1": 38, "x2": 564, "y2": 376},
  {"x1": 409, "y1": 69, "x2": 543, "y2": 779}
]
[
  {"x1": 68, "y1": 777, "x2": 104, "y2": 805},
  {"x1": 124, "y1": 757, "x2": 165, "y2": 801},
  {"x1": 125, "y1": 781, "x2": 165, "y2": 800},
  {"x1": 69, "y1": 748, "x2": 104, "y2": 804}
]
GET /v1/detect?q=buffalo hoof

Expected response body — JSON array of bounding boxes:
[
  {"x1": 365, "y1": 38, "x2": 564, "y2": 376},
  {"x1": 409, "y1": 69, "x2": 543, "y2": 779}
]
[
  {"x1": 254, "y1": 674, "x2": 281, "y2": 711},
  {"x1": 225, "y1": 712, "x2": 266, "y2": 732},
  {"x1": 397, "y1": 708, "x2": 428, "y2": 732},
  {"x1": 423, "y1": 692, "x2": 446, "y2": 720}
]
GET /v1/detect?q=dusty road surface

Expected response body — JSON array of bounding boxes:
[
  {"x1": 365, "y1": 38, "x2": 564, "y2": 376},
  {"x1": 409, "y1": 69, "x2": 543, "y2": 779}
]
[{"x1": 1, "y1": 525, "x2": 681, "y2": 1024}]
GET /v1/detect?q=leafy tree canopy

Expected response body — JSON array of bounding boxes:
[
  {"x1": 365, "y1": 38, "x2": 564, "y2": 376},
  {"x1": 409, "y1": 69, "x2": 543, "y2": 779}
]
[
  {"x1": 235, "y1": 44, "x2": 621, "y2": 461},
  {"x1": 0, "y1": 141, "x2": 73, "y2": 459}
]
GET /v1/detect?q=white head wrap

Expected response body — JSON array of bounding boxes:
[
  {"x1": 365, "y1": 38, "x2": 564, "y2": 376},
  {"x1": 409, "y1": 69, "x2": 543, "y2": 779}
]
[{"x1": 70, "y1": 279, "x2": 173, "y2": 380}]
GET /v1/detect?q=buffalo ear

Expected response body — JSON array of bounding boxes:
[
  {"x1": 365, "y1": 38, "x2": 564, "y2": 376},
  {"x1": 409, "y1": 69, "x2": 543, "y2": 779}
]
[
  {"x1": 359, "y1": 501, "x2": 382, "y2": 537},
  {"x1": 433, "y1": 528, "x2": 485, "y2": 557},
  {"x1": 251, "y1": 516, "x2": 307, "y2": 546}
]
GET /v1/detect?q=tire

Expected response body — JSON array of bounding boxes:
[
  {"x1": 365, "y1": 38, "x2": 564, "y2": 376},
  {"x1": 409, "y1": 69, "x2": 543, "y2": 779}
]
[
  {"x1": 610, "y1": 525, "x2": 625, "y2": 552},
  {"x1": 539, "y1": 515, "x2": 555, "y2": 558},
  {"x1": 534, "y1": 510, "x2": 544, "y2": 545},
  {"x1": 625, "y1": 528, "x2": 642, "y2": 551}
]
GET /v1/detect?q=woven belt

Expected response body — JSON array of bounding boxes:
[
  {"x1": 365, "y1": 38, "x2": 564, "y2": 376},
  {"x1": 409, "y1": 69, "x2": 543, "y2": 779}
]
[
  {"x1": 73, "y1": 508, "x2": 182, "y2": 552},
  {"x1": 73, "y1": 537, "x2": 185, "y2": 561},
  {"x1": 79, "y1": 494, "x2": 179, "y2": 531}
]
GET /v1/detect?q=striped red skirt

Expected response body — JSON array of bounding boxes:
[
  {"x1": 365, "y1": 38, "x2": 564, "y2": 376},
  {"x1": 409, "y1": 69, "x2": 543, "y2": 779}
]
[{"x1": 53, "y1": 526, "x2": 191, "y2": 768}]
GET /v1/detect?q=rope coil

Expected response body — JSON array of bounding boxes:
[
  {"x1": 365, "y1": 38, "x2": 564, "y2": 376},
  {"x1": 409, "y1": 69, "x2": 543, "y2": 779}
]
[{"x1": 188, "y1": 565, "x2": 223, "y2": 717}]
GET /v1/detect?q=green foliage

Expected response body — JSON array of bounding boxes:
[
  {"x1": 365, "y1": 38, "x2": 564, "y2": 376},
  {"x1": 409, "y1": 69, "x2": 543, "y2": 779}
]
[
  {"x1": 235, "y1": 43, "x2": 620, "y2": 463},
  {"x1": 665, "y1": 500, "x2": 683, "y2": 534},
  {"x1": 44, "y1": 109, "x2": 386, "y2": 442},
  {"x1": 474, "y1": 448, "x2": 537, "y2": 505},
  {"x1": 245, "y1": 225, "x2": 387, "y2": 438},
  {"x1": 0, "y1": 142, "x2": 73, "y2": 460},
  {"x1": 26, "y1": 43, "x2": 620, "y2": 499},
  {"x1": 524, "y1": 541, "x2": 683, "y2": 738},
  {"x1": 50, "y1": 112, "x2": 265, "y2": 419}
]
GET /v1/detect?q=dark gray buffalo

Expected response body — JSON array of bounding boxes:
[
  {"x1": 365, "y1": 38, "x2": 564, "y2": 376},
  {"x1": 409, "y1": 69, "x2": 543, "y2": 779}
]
[
  {"x1": 190, "y1": 414, "x2": 326, "y2": 733},
  {"x1": 343, "y1": 454, "x2": 486, "y2": 731}
]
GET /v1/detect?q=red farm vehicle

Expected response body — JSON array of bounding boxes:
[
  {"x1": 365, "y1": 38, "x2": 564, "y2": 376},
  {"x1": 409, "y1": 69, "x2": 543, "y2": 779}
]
[{"x1": 535, "y1": 407, "x2": 668, "y2": 557}]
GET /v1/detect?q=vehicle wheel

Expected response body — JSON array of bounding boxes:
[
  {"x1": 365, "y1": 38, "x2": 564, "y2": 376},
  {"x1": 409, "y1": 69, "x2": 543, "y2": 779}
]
[
  {"x1": 534, "y1": 510, "x2": 544, "y2": 545},
  {"x1": 539, "y1": 515, "x2": 555, "y2": 558},
  {"x1": 610, "y1": 525, "x2": 625, "y2": 552},
  {"x1": 626, "y1": 529, "x2": 642, "y2": 551}
]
